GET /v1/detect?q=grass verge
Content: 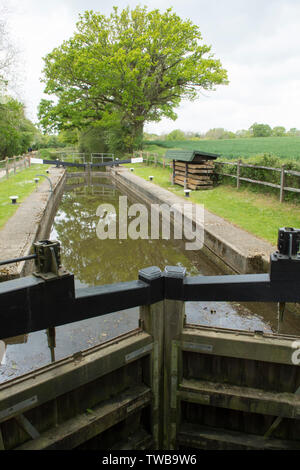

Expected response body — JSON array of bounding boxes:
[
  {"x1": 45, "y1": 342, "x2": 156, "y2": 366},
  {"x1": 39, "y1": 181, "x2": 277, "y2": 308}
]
[
  {"x1": 0, "y1": 165, "x2": 50, "y2": 229},
  {"x1": 128, "y1": 164, "x2": 300, "y2": 245}
]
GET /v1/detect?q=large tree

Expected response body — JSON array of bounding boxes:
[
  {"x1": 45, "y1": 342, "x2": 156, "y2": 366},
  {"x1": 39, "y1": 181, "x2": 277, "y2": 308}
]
[
  {"x1": 0, "y1": 97, "x2": 37, "y2": 158},
  {"x1": 39, "y1": 6, "x2": 228, "y2": 152}
]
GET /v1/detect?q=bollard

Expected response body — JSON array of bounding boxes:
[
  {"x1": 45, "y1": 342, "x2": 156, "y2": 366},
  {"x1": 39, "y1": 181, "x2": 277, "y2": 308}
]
[
  {"x1": 130, "y1": 168, "x2": 134, "y2": 172},
  {"x1": 149, "y1": 175, "x2": 154, "y2": 181},
  {"x1": 184, "y1": 189, "x2": 191, "y2": 197},
  {"x1": 9, "y1": 196, "x2": 18, "y2": 204}
]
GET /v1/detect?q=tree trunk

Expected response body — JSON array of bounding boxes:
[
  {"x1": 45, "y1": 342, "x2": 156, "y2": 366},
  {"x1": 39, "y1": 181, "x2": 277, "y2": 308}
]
[{"x1": 131, "y1": 120, "x2": 144, "y2": 152}]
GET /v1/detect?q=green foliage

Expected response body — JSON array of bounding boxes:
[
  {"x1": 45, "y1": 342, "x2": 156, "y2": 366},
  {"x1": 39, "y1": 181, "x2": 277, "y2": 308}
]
[
  {"x1": 272, "y1": 126, "x2": 286, "y2": 137},
  {"x1": 0, "y1": 96, "x2": 37, "y2": 158},
  {"x1": 249, "y1": 123, "x2": 272, "y2": 137},
  {"x1": 78, "y1": 126, "x2": 107, "y2": 154},
  {"x1": 235, "y1": 129, "x2": 251, "y2": 138},
  {"x1": 287, "y1": 128, "x2": 300, "y2": 136},
  {"x1": 205, "y1": 128, "x2": 236, "y2": 140},
  {"x1": 38, "y1": 5, "x2": 228, "y2": 153},
  {"x1": 31, "y1": 132, "x2": 67, "y2": 150},
  {"x1": 166, "y1": 129, "x2": 186, "y2": 141},
  {"x1": 58, "y1": 129, "x2": 79, "y2": 146}
]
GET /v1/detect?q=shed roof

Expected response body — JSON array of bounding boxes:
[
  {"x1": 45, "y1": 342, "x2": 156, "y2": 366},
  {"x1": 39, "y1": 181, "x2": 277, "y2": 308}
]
[{"x1": 165, "y1": 149, "x2": 219, "y2": 162}]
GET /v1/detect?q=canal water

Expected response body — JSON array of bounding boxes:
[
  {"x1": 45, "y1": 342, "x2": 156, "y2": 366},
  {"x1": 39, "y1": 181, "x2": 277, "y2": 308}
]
[{"x1": 1, "y1": 177, "x2": 300, "y2": 383}]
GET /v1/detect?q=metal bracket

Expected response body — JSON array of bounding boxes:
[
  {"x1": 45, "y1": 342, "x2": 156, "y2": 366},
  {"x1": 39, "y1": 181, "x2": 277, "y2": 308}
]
[
  {"x1": 270, "y1": 227, "x2": 300, "y2": 281},
  {"x1": 32, "y1": 240, "x2": 69, "y2": 281}
]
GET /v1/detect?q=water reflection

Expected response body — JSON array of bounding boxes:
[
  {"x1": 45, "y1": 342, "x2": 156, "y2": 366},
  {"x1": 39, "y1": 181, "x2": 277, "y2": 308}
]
[{"x1": 1, "y1": 178, "x2": 300, "y2": 383}]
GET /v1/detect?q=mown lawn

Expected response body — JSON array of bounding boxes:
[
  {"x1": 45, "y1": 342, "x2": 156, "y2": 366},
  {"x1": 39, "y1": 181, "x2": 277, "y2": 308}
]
[
  {"x1": 129, "y1": 164, "x2": 300, "y2": 245},
  {"x1": 0, "y1": 165, "x2": 50, "y2": 229}
]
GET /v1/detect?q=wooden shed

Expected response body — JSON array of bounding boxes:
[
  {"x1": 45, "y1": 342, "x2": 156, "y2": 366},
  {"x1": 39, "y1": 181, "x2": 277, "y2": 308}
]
[{"x1": 165, "y1": 149, "x2": 219, "y2": 190}]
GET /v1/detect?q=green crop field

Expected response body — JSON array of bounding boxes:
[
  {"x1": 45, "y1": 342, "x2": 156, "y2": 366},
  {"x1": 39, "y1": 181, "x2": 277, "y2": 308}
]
[{"x1": 144, "y1": 136, "x2": 300, "y2": 161}]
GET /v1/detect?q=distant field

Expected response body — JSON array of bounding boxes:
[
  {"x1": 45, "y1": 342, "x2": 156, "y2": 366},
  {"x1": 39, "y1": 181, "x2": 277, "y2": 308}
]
[{"x1": 144, "y1": 136, "x2": 300, "y2": 161}]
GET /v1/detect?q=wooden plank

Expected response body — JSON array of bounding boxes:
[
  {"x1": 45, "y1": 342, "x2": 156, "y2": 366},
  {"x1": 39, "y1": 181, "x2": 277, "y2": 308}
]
[
  {"x1": 174, "y1": 175, "x2": 211, "y2": 184},
  {"x1": 181, "y1": 326, "x2": 299, "y2": 365},
  {"x1": 237, "y1": 159, "x2": 241, "y2": 189},
  {"x1": 186, "y1": 168, "x2": 213, "y2": 175},
  {"x1": 174, "y1": 170, "x2": 212, "y2": 178},
  {"x1": 0, "y1": 331, "x2": 152, "y2": 423},
  {"x1": 239, "y1": 177, "x2": 280, "y2": 188},
  {"x1": 178, "y1": 378, "x2": 300, "y2": 419},
  {"x1": 174, "y1": 176, "x2": 212, "y2": 185},
  {"x1": 264, "y1": 385, "x2": 300, "y2": 437},
  {"x1": 174, "y1": 163, "x2": 214, "y2": 171},
  {"x1": 15, "y1": 414, "x2": 40, "y2": 440},
  {"x1": 286, "y1": 169, "x2": 300, "y2": 177},
  {"x1": 140, "y1": 301, "x2": 165, "y2": 449},
  {"x1": 174, "y1": 172, "x2": 211, "y2": 180},
  {"x1": 0, "y1": 428, "x2": 4, "y2": 450},
  {"x1": 280, "y1": 166, "x2": 285, "y2": 202},
  {"x1": 177, "y1": 423, "x2": 300, "y2": 450},
  {"x1": 174, "y1": 160, "x2": 214, "y2": 170},
  {"x1": 16, "y1": 385, "x2": 151, "y2": 450},
  {"x1": 240, "y1": 163, "x2": 281, "y2": 172},
  {"x1": 217, "y1": 161, "x2": 281, "y2": 172},
  {"x1": 163, "y1": 299, "x2": 185, "y2": 450},
  {"x1": 217, "y1": 173, "x2": 281, "y2": 189},
  {"x1": 284, "y1": 186, "x2": 300, "y2": 194},
  {"x1": 174, "y1": 180, "x2": 212, "y2": 190}
]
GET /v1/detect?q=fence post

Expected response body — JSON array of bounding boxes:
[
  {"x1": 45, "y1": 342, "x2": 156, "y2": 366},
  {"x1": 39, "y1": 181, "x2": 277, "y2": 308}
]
[
  {"x1": 172, "y1": 161, "x2": 175, "y2": 185},
  {"x1": 13, "y1": 156, "x2": 16, "y2": 174},
  {"x1": 86, "y1": 163, "x2": 91, "y2": 186},
  {"x1": 280, "y1": 165, "x2": 285, "y2": 203},
  {"x1": 184, "y1": 162, "x2": 188, "y2": 190},
  {"x1": 5, "y1": 158, "x2": 9, "y2": 179},
  {"x1": 237, "y1": 159, "x2": 241, "y2": 189}
]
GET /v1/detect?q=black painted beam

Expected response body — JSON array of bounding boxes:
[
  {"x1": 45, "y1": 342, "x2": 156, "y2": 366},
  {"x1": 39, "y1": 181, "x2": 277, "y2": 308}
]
[
  {"x1": 181, "y1": 274, "x2": 300, "y2": 303},
  {"x1": 1, "y1": 268, "x2": 300, "y2": 340},
  {"x1": 43, "y1": 159, "x2": 132, "y2": 168},
  {"x1": 0, "y1": 275, "x2": 152, "y2": 340}
]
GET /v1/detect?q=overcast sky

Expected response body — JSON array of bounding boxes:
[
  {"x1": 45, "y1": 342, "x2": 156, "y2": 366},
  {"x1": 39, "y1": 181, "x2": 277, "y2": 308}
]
[{"x1": 3, "y1": 0, "x2": 300, "y2": 135}]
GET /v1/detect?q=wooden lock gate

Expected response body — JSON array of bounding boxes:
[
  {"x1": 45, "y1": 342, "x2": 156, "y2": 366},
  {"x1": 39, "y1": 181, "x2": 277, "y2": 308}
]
[{"x1": 0, "y1": 230, "x2": 300, "y2": 450}]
